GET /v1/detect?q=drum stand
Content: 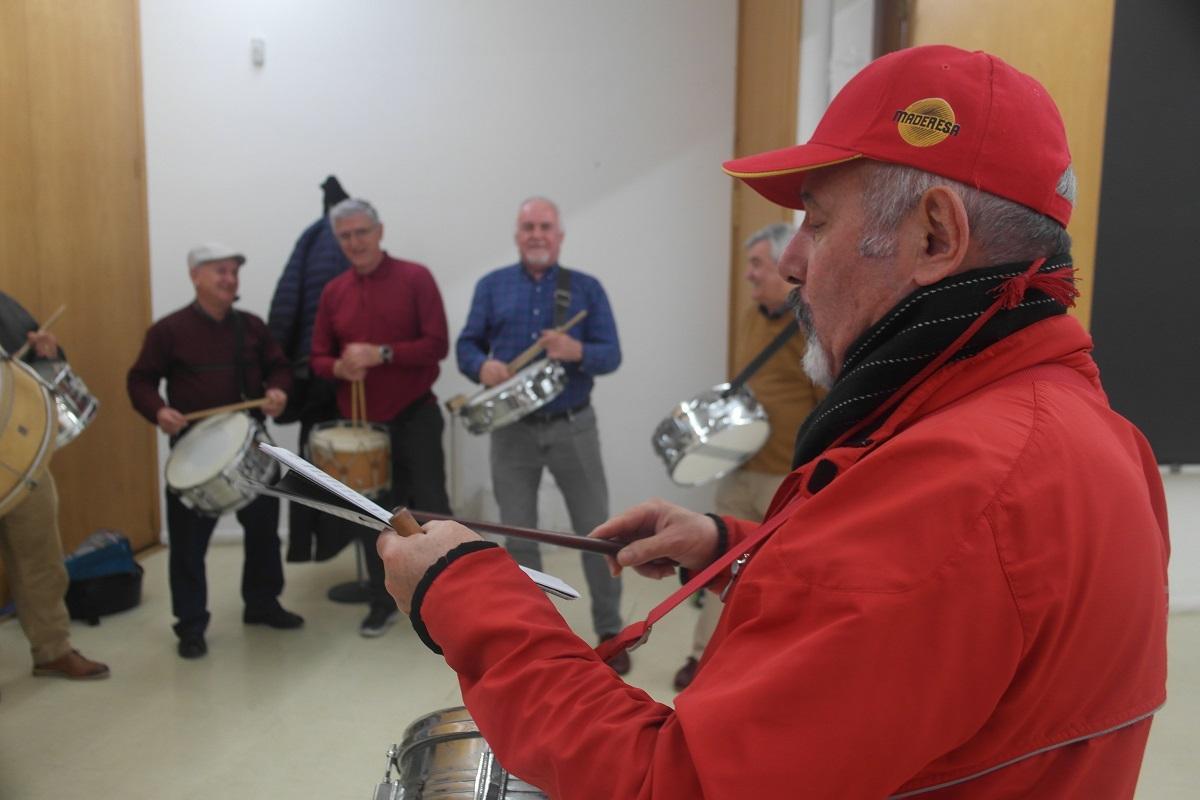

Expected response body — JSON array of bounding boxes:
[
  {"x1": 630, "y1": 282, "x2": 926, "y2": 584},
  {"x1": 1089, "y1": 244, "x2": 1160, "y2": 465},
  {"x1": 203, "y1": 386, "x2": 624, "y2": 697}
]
[{"x1": 327, "y1": 538, "x2": 372, "y2": 603}]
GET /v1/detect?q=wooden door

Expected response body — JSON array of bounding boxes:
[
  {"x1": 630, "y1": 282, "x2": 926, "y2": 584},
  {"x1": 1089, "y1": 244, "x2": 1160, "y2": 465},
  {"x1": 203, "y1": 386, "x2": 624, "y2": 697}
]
[
  {"x1": 727, "y1": 0, "x2": 804, "y2": 377},
  {"x1": 0, "y1": 0, "x2": 159, "y2": 602},
  {"x1": 909, "y1": 0, "x2": 1117, "y2": 329}
]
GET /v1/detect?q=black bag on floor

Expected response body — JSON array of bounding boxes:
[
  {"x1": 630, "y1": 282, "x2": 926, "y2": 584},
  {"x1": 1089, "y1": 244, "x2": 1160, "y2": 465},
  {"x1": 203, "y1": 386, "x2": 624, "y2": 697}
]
[{"x1": 63, "y1": 530, "x2": 144, "y2": 626}]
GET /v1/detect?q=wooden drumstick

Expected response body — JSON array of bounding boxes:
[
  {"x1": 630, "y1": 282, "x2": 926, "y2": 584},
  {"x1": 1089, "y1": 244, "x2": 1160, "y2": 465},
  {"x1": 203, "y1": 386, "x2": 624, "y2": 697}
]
[
  {"x1": 181, "y1": 397, "x2": 270, "y2": 421},
  {"x1": 389, "y1": 507, "x2": 424, "y2": 537},
  {"x1": 407, "y1": 509, "x2": 625, "y2": 556},
  {"x1": 505, "y1": 308, "x2": 588, "y2": 373},
  {"x1": 443, "y1": 309, "x2": 589, "y2": 413},
  {"x1": 11, "y1": 304, "x2": 67, "y2": 361}
]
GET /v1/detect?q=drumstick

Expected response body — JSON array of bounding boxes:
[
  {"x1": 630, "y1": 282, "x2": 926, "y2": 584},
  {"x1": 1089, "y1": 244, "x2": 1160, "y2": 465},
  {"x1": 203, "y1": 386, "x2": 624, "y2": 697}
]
[
  {"x1": 181, "y1": 397, "x2": 270, "y2": 421},
  {"x1": 506, "y1": 309, "x2": 588, "y2": 373},
  {"x1": 444, "y1": 309, "x2": 589, "y2": 413},
  {"x1": 10, "y1": 304, "x2": 67, "y2": 361},
  {"x1": 406, "y1": 508, "x2": 624, "y2": 556}
]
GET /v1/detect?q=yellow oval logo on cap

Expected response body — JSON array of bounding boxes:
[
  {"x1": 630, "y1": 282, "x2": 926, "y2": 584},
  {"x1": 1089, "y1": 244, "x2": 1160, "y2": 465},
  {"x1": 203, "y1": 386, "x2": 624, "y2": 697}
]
[{"x1": 893, "y1": 98, "x2": 960, "y2": 147}]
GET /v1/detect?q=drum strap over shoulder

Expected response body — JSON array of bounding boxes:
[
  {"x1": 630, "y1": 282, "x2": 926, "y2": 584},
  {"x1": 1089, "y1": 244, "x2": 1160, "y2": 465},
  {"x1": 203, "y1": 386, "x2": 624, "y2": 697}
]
[
  {"x1": 553, "y1": 266, "x2": 571, "y2": 327},
  {"x1": 724, "y1": 318, "x2": 799, "y2": 396},
  {"x1": 232, "y1": 310, "x2": 249, "y2": 400}
]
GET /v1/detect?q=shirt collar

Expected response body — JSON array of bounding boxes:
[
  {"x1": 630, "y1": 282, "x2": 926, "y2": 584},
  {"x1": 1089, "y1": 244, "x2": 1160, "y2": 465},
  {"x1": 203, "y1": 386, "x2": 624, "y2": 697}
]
[{"x1": 520, "y1": 262, "x2": 559, "y2": 284}]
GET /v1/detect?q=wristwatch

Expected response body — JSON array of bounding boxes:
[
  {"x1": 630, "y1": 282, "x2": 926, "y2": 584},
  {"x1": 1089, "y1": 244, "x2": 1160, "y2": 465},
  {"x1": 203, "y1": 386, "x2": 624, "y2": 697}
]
[{"x1": 379, "y1": 345, "x2": 393, "y2": 364}]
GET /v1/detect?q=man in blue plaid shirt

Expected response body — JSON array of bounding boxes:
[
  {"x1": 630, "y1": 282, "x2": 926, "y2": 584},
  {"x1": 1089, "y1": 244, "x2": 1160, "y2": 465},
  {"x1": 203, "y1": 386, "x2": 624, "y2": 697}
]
[{"x1": 456, "y1": 197, "x2": 629, "y2": 674}]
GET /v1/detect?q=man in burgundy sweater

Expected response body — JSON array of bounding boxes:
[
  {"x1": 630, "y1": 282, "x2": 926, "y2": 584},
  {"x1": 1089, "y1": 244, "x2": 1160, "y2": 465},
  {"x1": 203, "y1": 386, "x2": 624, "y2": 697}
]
[
  {"x1": 310, "y1": 199, "x2": 452, "y2": 638},
  {"x1": 128, "y1": 243, "x2": 301, "y2": 660}
]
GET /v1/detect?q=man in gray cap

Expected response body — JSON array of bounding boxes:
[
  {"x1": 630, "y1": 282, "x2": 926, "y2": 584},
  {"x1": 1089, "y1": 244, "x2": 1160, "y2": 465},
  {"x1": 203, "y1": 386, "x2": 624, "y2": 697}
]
[{"x1": 128, "y1": 243, "x2": 300, "y2": 660}]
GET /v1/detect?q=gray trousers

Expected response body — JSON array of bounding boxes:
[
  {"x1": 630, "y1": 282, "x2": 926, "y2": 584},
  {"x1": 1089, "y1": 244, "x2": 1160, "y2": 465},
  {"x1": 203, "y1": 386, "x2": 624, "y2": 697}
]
[{"x1": 489, "y1": 405, "x2": 622, "y2": 637}]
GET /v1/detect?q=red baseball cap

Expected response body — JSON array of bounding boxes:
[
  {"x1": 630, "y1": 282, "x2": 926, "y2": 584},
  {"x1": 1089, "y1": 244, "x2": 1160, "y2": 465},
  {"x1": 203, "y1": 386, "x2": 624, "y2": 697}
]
[{"x1": 723, "y1": 45, "x2": 1073, "y2": 227}]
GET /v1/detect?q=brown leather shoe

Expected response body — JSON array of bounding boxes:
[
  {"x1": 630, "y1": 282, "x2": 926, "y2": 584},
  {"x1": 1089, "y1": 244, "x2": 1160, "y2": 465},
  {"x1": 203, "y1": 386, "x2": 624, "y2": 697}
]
[
  {"x1": 32, "y1": 649, "x2": 110, "y2": 680},
  {"x1": 674, "y1": 657, "x2": 699, "y2": 690},
  {"x1": 599, "y1": 635, "x2": 632, "y2": 676}
]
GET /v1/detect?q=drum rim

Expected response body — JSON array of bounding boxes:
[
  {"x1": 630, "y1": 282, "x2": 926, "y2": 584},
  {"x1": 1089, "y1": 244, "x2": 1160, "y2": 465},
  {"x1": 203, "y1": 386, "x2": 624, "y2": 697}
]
[
  {"x1": 309, "y1": 418, "x2": 391, "y2": 447},
  {"x1": 165, "y1": 412, "x2": 254, "y2": 488},
  {"x1": 461, "y1": 360, "x2": 567, "y2": 434},
  {"x1": 0, "y1": 359, "x2": 58, "y2": 516},
  {"x1": 669, "y1": 418, "x2": 772, "y2": 486},
  {"x1": 652, "y1": 382, "x2": 771, "y2": 486},
  {"x1": 470, "y1": 358, "x2": 564, "y2": 403}
]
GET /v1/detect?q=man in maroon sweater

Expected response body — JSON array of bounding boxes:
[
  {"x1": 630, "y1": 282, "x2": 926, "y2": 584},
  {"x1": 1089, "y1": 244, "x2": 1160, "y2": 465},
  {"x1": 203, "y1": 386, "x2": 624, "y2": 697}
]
[
  {"x1": 311, "y1": 199, "x2": 452, "y2": 638},
  {"x1": 128, "y1": 243, "x2": 301, "y2": 660}
]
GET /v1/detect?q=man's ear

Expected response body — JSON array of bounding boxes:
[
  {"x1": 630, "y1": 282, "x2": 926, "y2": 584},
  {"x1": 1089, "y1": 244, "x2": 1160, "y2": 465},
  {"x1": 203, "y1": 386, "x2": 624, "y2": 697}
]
[{"x1": 908, "y1": 185, "x2": 971, "y2": 286}]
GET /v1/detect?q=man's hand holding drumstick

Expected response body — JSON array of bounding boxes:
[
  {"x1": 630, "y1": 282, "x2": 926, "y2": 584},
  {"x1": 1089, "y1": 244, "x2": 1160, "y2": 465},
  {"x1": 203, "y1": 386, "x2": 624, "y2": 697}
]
[
  {"x1": 377, "y1": 517, "x2": 482, "y2": 614},
  {"x1": 155, "y1": 387, "x2": 288, "y2": 436},
  {"x1": 376, "y1": 499, "x2": 722, "y2": 615}
]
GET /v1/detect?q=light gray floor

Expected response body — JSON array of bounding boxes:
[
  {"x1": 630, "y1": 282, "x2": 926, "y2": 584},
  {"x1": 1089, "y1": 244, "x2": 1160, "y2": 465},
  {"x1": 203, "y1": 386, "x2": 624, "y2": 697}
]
[{"x1": 0, "y1": 542, "x2": 1195, "y2": 799}]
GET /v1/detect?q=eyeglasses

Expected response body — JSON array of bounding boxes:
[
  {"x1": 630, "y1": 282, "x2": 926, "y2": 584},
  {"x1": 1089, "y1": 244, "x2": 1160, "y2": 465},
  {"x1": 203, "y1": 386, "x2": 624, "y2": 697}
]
[{"x1": 337, "y1": 225, "x2": 378, "y2": 243}]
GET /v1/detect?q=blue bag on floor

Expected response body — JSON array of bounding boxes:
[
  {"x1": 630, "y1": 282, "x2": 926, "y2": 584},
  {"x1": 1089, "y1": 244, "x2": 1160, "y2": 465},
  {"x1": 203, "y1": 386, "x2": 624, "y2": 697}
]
[{"x1": 63, "y1": 530, "x2": 143, "y2": 626}]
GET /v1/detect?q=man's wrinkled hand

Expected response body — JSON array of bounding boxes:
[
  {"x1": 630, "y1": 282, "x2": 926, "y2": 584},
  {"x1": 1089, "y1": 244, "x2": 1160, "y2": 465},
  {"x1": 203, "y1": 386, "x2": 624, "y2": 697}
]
[
  {"x1": 538, "y1": 330, "x2": 583, "y2": 362},
  {"x1": 26, "y1": 331, "x2": 58, "y2": 359},
  {"x1": 479, "y1": 359, "x2": 512, "y2": 387},
  {"x1": 589, "y1": 499, "x2": 720, "y2": 579},
  {"x1": 376, "y1": 520, "x2": 483, "y2": 614},
  {"x1": 262, "y1": 388, "x2": 287, "y2": 417},
  {"x1": 342, "y1": 342, "x2": 382, "y2": 370},
  {"x1": 156, "y1": 407, "x2": 188, "y2": 436}
]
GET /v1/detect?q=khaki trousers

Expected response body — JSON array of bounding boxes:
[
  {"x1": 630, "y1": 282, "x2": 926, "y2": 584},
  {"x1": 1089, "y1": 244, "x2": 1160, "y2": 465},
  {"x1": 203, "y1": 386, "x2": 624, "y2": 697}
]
[
  {"x1": 689, "y1": 469, "x2": 786, "y2": 660},
  {"x1": 0, "y1": 469, "x2": 72, "y2": 664}
]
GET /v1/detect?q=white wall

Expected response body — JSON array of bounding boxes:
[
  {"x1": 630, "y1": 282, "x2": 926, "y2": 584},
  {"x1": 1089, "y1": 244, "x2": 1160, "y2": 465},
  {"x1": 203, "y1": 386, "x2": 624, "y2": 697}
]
[
  {"x1": 140, "y1": 0, "x2": 736, "y2": 535},
  {"x1": 1163, "y1": 468, "x2": 1200, "y2": 612}
]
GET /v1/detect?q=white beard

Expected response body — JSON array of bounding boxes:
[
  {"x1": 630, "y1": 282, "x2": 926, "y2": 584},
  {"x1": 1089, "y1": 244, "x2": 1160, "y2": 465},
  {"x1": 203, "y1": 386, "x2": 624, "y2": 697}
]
[{"x1": 802, "y1": 337, "x2": 834, "y2": 390}]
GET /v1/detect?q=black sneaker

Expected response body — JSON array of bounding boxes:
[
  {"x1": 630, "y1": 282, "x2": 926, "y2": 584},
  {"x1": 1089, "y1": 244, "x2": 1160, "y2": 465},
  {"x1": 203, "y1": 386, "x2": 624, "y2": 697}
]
[
  {"x1": 360, "y1": 606, "x2": 400, "y2": 638},
  {"x1": 178, "y1": 635, "x2": 207, "y2": 660}
]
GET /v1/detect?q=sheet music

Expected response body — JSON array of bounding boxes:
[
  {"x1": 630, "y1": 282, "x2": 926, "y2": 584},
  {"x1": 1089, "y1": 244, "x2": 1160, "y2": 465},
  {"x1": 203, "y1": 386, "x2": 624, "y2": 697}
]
[
  {"x1": 519, "y1": 567, "x2": 579, "y2": 599},
  {"x1": 256, "y1": 443, "x2": 580, "y2": 600},
  {"x1": 260, "y1": 443, "x2": 393, "y2": 523}
]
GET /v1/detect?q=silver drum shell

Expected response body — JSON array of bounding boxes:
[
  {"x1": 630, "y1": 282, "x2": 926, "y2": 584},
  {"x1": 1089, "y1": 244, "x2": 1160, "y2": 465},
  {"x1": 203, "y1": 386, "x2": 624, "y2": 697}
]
[
  {"x1": 651, "y1": 383, "x2": 771, "y2": 486},
  {"x1": 395, "y1": 706, "x2": 546, "y2": 799},
  {"x1": 460, "y1": 360, "x2": 567, "y2": 435}
]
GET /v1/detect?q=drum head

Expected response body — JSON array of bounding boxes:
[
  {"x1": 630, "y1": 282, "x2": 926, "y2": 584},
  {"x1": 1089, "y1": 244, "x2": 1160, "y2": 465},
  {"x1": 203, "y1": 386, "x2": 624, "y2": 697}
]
[
  {"x1": 310, "y1": 420, "x2": 390, "y2": 451},
  {"x1": 672, "y1": 419, "x2": 771, "y2": 486},
  {"x1": 166, "y1": 412, "x2": 252, "y2": 489}
]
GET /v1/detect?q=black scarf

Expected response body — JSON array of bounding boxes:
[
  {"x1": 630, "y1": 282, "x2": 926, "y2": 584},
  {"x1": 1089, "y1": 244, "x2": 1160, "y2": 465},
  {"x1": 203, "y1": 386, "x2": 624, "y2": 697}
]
[{"x1": 792, "y1": 253, "x2": 1077, "y2": 469}]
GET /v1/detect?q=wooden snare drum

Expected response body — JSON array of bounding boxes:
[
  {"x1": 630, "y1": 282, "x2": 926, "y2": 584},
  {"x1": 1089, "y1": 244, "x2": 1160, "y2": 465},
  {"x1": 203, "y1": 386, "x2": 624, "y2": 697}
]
[{"x1": 308, "y1": 420, "x2": 392, "y2": 499}]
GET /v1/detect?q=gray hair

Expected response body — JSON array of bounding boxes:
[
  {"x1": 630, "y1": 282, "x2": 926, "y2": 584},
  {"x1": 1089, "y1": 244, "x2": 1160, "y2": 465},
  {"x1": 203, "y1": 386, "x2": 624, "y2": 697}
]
[
  {"x1": 857, "y1": 162, "x2": 1074, "y2": 265},
  {"x1": 329, "y1": 198, "x2": 381, "y2": 226},
  {"x1": 744, "y1": 222, "x2": 797, "y2": 262},
  {"x1": 518, "y1": 196, "x2": 561, "y2": 217}
]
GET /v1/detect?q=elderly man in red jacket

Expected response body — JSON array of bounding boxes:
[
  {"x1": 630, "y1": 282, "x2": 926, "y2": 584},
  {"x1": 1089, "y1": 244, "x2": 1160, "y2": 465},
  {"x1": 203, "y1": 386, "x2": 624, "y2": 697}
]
[{"x1": 376, "y1": 46, "x2": 1169, "y2": 799}]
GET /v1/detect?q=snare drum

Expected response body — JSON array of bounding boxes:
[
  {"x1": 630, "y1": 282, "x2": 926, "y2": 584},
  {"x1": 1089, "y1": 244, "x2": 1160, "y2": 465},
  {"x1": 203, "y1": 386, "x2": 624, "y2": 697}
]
[
  {"x1": 32, "y1": 359, "x2": 100, "y2": 448},
  {"x1": 0, "y1": 358, "x2": 58, "y2": 517},
  {"x1": 458, "y1": 359, "x2": 567, "y2": 435},
  {"x1": 165, "y1": 412, "x2": 278, "y2": 516},
  {"x1": 374, "y1": 706, "x2": 546, "y2": 799},
  {"x1": 651, "y1": 383, "x2": 770, "y2": 486},
  {"x1": 308, "y1": 420, "x2": 391, "y2": 498}
]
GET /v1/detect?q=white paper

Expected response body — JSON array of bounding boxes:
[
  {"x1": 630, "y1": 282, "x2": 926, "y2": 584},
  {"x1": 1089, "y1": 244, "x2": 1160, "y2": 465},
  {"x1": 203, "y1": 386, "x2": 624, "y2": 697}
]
[
  {"x1": 259, "y1": 443, "x2": 392, "y2": 522},
  {"x1": 519, "y1": 567, "x2": 580, "y2": 599},
  {"x1": 257, "y1": 442, "x2": 580, "y2": 600}
]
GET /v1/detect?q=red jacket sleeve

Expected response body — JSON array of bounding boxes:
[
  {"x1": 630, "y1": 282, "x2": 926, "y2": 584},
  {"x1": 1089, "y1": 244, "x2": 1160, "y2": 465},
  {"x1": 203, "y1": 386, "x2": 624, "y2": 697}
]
[{"x1": 420, "y1": 446, "x2": 1029, "y2": 798}]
